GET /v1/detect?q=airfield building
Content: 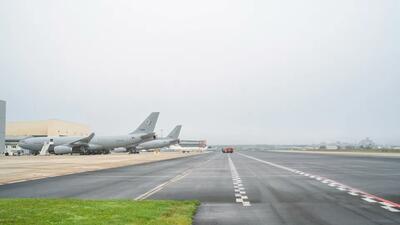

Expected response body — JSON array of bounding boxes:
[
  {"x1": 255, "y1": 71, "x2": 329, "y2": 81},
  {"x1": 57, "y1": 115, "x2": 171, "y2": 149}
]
[
  {"x1": 6, "y1": 119, "x2": 90, "y2": 137},
  {"x1": 179, "y1": 140, "x2": 207, "y2": 148}
]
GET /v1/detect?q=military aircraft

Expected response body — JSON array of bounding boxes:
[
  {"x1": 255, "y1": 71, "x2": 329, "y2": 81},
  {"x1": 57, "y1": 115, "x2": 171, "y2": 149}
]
[
  {"x1": 18, "y1": 112, "x2": 159, "y2": 155},
  {"x1": 135, "y1": 125, "x2": 182, "y2": 151}
]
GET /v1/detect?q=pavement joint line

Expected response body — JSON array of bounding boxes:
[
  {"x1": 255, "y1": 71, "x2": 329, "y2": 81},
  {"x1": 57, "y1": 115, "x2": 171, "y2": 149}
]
[
  {"x1": 134, "y1": 155, "x2": 217, "y2": 200},
  {"x1": 228, "y1": 155, "x2": 251, "y2": 207},
  {"x1": 238, "y1": 152, "x2": 400, "y2": 213}
]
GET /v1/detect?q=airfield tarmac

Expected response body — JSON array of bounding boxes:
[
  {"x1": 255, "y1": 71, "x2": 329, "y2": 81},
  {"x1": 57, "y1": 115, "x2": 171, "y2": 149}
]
[
  {"x1": 0, "y1": 152, "x2": 201, "y2": 184},
  {"x1": 0, "y1": 150, "x2": 399, "y2": 225}
]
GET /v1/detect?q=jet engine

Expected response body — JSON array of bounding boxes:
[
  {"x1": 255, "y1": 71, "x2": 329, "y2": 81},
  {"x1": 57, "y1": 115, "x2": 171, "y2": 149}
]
[{"x1": 54, "y1": 146, "x2": 73, "y2": 155}]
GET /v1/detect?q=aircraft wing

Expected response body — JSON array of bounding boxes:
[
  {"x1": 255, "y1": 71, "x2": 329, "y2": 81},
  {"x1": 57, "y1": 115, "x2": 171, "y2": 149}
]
[{"x1": 68, "y1": 132, "x2": 95, "y2": 147}]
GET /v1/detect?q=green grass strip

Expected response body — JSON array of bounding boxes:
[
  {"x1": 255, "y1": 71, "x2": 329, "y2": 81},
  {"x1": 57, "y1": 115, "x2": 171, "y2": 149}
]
[{"x1": 0, "y1": 198, "x2": 199, "y2": 225}]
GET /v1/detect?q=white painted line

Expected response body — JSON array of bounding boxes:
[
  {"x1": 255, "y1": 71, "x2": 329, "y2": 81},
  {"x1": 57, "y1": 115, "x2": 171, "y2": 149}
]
[
  {"x1": 236, "y1": 198, "x2": 243, "y2": 203},
  {"x1": 8, "y1": 179, "x2": 27, "y2": 184},
  {"x1": 135, "y1": 155, "x2": 216, "y2": 200},
  {"x1": 381, "y1": 206, "x2": 400, "y2": 212},
  {"x1": 348, "y1": 192, "x2": 359, "y2": 196},
  {"x1": 238, "y1": 152, "x2": 400, "y2": 213},
  {"x1": 337, "y1": 187, "x2": 347, "y2": 191},
  {"x1": 362, "y1": 197, "x2": 377, "y2": 203},
  {"x1": 135, "y1": 169, "x2": 192, "y2": 200},
  {"x1": 243, "y1": 202, "x2": 251, "y2": 207},
  {"x1": 228, "y1": 155, "x2": 251, "y2": 207},
  {"x1": 380, "y1": 202, "x2": 395, "y2": 207}
]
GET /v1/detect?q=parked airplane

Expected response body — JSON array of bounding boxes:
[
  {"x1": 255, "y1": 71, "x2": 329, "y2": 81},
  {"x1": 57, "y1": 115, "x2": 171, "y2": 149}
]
[
  {"x1": 163, "y1": 139, "x2": 207, "y2": 153},
  {"x1": 136, "y1": 125, "x2": 182, "y2": 151},
  {"x1": 18, "y1": 112, "x2": 159, "y2": 155}
]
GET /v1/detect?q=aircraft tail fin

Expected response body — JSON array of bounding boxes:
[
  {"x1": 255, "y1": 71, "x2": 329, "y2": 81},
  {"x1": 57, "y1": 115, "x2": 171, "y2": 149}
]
[
  {"x1": 131, "y1": 112, "x2": 160, "y2": 134},
  {"x1": 167, "y1": 125, "x2": 182, "y2": 139}
]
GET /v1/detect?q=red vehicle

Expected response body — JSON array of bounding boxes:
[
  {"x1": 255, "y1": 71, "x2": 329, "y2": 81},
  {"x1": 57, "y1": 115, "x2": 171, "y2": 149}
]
[{"x1": 222, "y1": 147, "x2": 234, "y2": 153}]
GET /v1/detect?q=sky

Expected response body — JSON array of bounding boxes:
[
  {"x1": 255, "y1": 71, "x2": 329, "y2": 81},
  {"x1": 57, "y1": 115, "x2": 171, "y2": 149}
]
[{"x1": 1, "y1": 0, "x2": 399, "y2": 145}]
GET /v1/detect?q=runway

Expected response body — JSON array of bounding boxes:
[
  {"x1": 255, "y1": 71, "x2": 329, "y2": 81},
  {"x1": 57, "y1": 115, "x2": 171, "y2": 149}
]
[{"x1": 1, "y1": 150, "x2": 399, "y2": 224}]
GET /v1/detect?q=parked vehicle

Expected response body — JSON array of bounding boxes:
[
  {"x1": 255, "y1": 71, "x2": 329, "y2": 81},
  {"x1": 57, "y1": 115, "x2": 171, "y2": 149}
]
[{"x1": 222, "y1": 147, "x2": 234, "y2": 153}]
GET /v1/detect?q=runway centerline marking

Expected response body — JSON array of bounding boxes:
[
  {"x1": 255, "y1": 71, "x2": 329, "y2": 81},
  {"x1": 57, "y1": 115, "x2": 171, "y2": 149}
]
[
  {"x1": 238, "y1": 152, "x2": 400, "y2": 213},
  {"x1": 228, "y1": 155, "x2": 251, "y2": 207}
]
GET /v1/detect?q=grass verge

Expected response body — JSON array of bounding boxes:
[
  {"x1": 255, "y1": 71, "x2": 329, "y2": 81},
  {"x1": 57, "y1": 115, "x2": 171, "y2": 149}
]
[{"x1": 0, "y1": 198, "x2": 199, "y2": 225}]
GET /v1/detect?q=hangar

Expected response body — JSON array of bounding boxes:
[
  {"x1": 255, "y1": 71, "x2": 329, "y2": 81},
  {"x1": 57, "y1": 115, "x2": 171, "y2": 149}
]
[{"x1": 6, "y1": 119, "x2": 91, "y2": 137}]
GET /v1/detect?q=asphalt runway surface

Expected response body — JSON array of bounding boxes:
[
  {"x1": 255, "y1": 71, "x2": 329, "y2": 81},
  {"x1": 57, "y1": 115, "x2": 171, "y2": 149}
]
[{"x1": 1, "y1": 150, "x2": 399, "y2": 225}]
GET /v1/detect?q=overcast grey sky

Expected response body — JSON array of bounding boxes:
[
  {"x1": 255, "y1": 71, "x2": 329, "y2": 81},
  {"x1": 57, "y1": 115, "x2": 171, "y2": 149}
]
[{"x1": 1, "y1": 0, "x2": 399, "y2": 145}]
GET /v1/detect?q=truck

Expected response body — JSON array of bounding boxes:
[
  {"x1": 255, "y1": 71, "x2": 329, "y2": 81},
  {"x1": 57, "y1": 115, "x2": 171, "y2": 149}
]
[{"x1": 222, "y1": 147, "x2": 234, "y2": 153}]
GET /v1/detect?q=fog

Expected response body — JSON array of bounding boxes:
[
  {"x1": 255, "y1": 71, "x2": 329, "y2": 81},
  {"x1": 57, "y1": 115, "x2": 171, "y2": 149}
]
[{"x1": 1, "y1": 0, "x2": 399, "y2": 144}]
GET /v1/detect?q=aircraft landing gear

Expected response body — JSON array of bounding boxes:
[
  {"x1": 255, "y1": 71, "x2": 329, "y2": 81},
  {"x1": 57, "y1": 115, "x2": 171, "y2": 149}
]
[
  {"x1": 79, "y1": 146, "x2": 89, "y2": 155},
  {"x1": 128, "y1": 148, "x2": 139, "y2": 154},
  {"x1": 103, "y1": 149, "x2": 110, "y2": 154}
]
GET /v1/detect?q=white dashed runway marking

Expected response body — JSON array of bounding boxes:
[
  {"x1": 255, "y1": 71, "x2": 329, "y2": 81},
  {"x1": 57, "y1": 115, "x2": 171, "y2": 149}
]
[
  {"x1": 238, "y1": 153, "x2": 400, "y2": 213},
  {"x1": 228, "y1": 155, "x2": 251, "y2": 207}
]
